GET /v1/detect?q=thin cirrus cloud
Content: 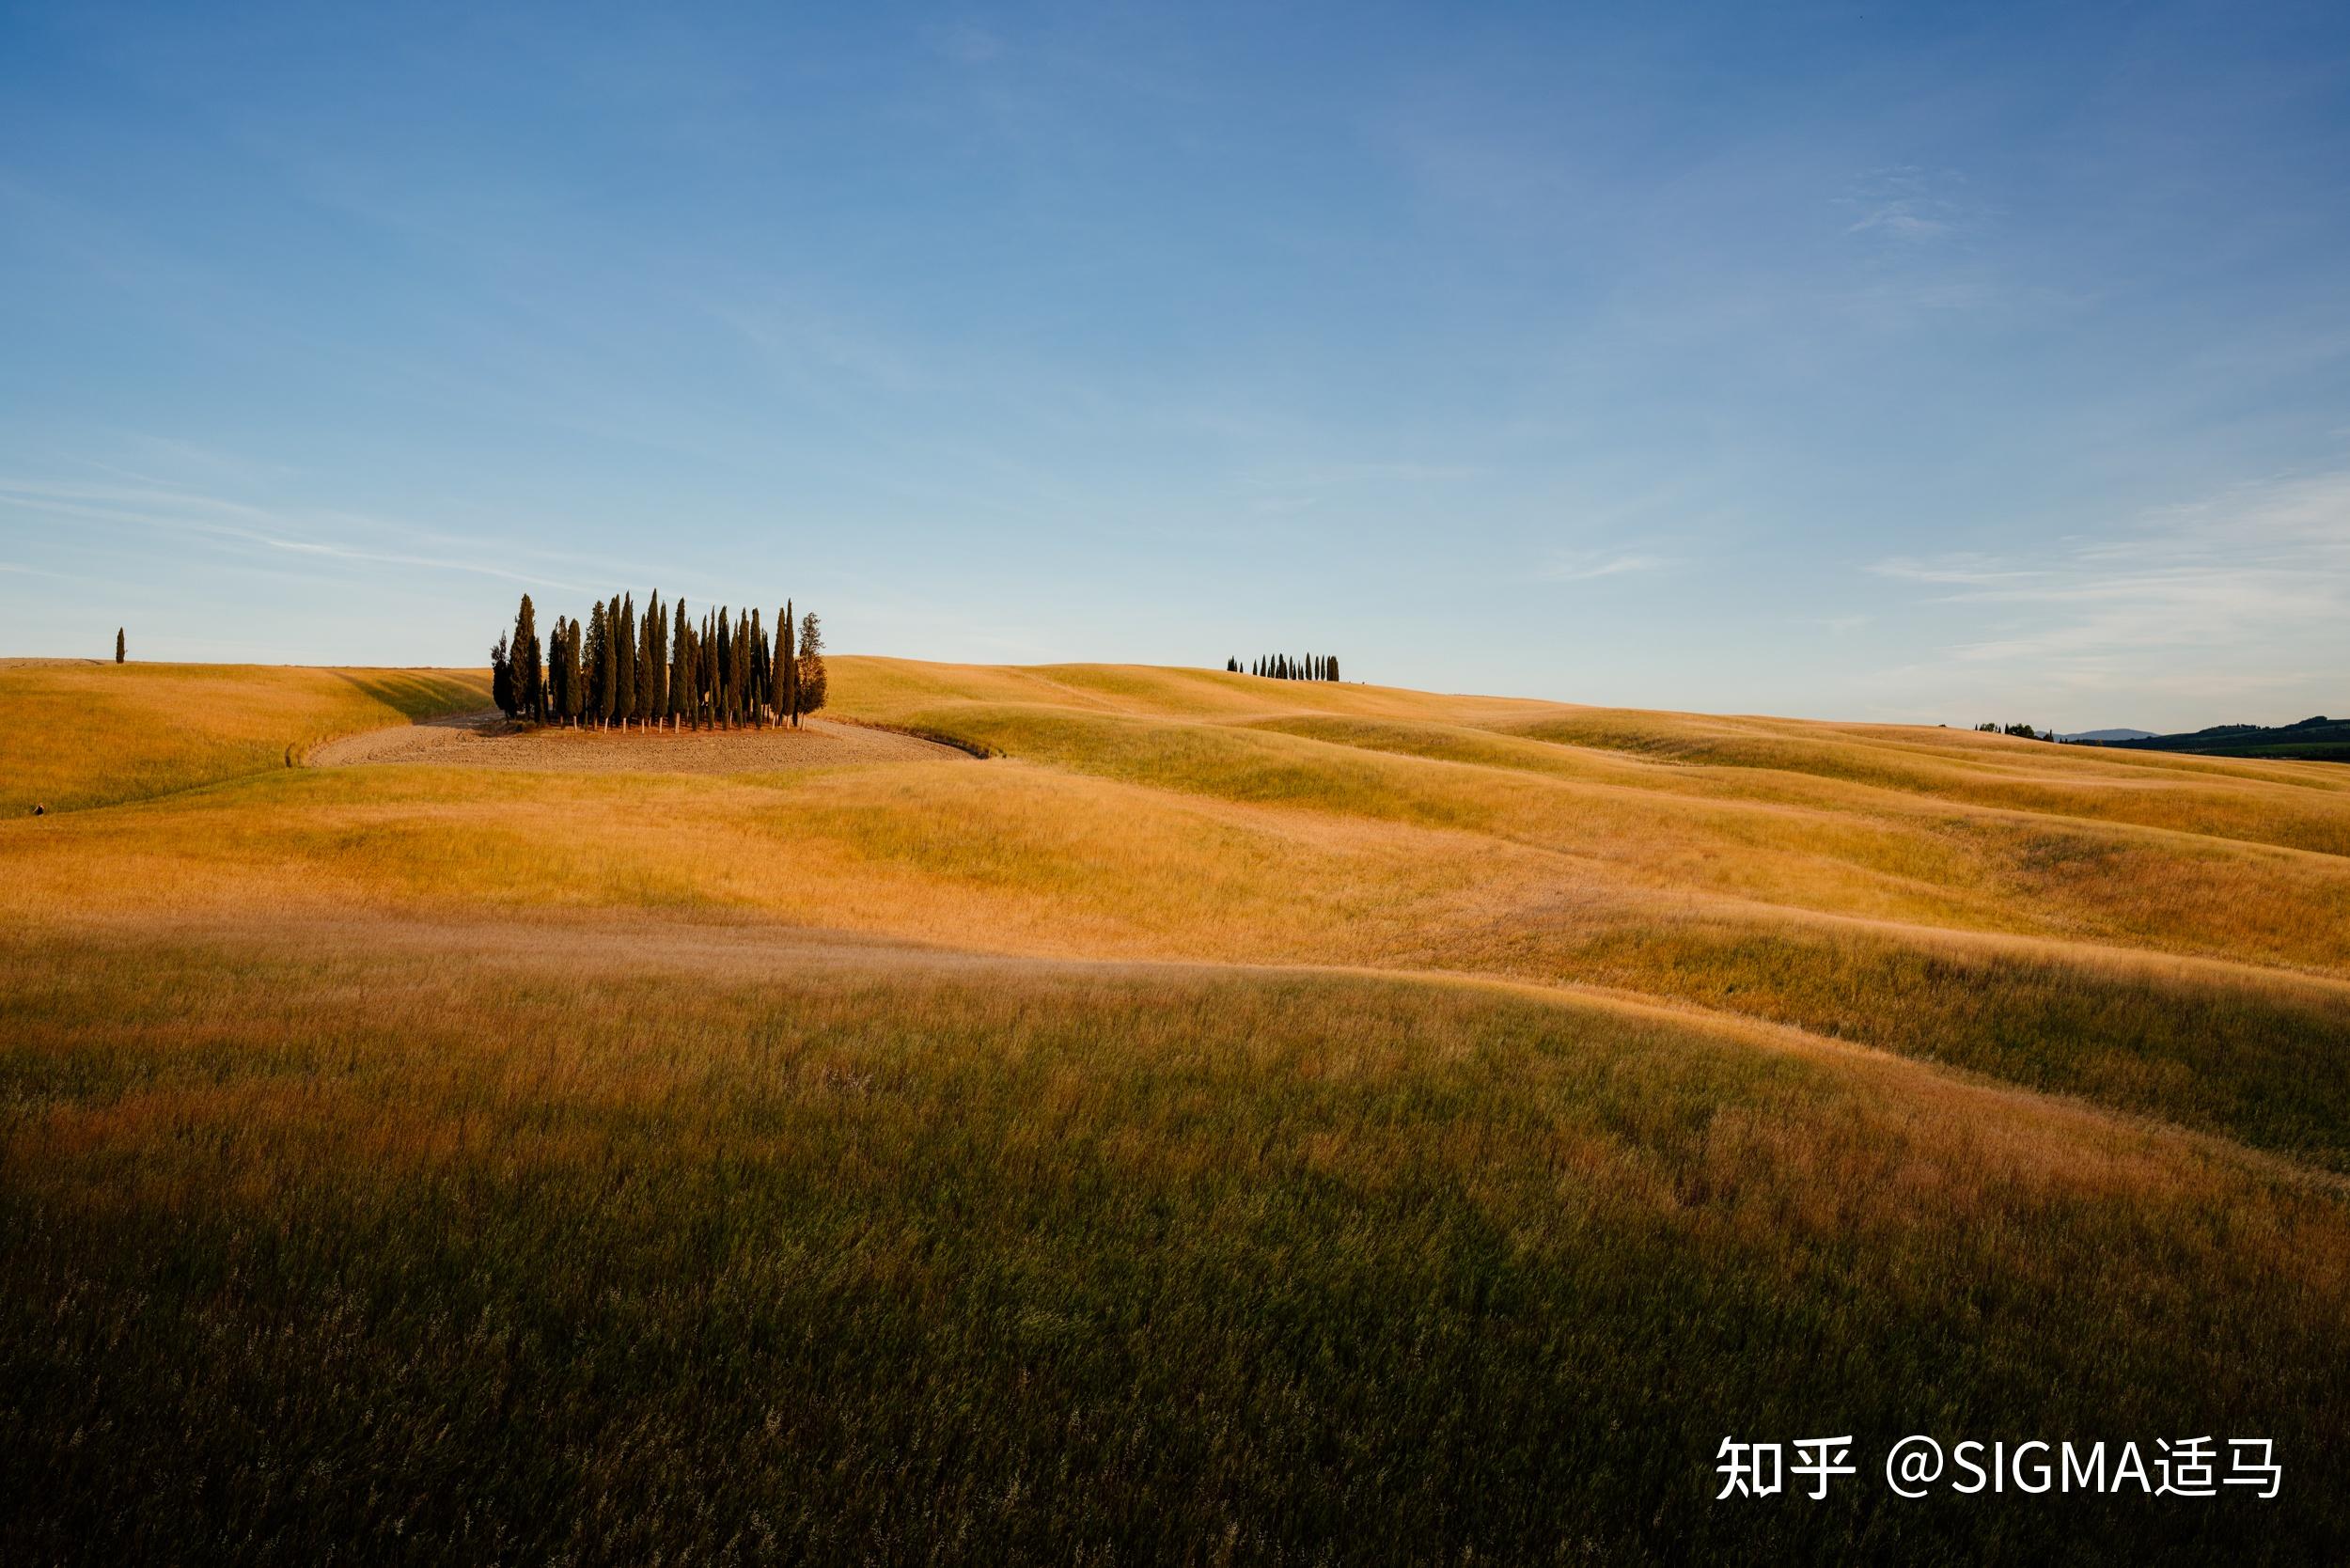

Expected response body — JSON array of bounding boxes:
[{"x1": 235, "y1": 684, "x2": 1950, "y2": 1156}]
[
  {"x1": 0, "y1": 478, "x2": 606, "y2": 598},
  {"x1": 1866, "y1": 552, "x2": 2044, "y2": 587},
  {"x1": 1840, "y1": 167, "x2": 1973, "y2": 246},
  {"x1": 1866, "y1": 471, "x2": 2350, "y2": 688},
  {"x1": 1539, "y1": 550, "x2": 1671, "y2": 583}
]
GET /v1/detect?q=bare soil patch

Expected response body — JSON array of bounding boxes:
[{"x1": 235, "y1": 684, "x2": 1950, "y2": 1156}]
[{"x1": 307, "y1": 711, "x2": 970, "y2": 774}]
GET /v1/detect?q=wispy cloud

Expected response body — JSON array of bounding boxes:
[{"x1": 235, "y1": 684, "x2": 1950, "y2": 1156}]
[
  {"x1": 1539, "y1": 549, "x2": 1670, "y2": 583},
  {"x1": 0, "y1": 478, "x2": 609, "y2": 598},
  {"x1": 1862, "y1": 471, "x2": 2350, "y2": 712},
  {"x1": 1866, "y1": 551, "x2": 2044, "y2": 586},
  {"x1": 1839, "y1": 165, "x2": 1975, "y2": 247}
]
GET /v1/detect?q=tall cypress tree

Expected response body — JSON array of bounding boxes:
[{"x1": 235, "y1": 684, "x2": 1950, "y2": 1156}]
[
  {"x1": 711, "y1": 608, "x2": 728, "y2": 727},
  {"x1": 701, "y1": 611, "x2": 716, "y2": 727},
  {"x1": 670, "y1": 600, "x2": 690, "y2": 728},
  {"x1": 559, "y1": 620, "x2": 578, "y2": 729},
  {"x1": 1326, "y1": 653, "x2": 1340, "y2": 682},
  {"x1": 546, "y1": 620, "x2": 563, "y2": 724},
  {"x1": 749, "y1": 607, "x2": 767, "y2": 727},
  {"x1": 511, "y1": 595, "x2": 542, "y2": 722},
  {"x1": 780, "y1": 601, "x2": 797, "y2": 728},
  {"x1": 642, "y1": 593, "x2": 663, "y2": 726},
  {"x1": 567, "y1": 618, "x2": 582, "y2": 723},
  {"x1": 115, "y1": 628, "x2": 125, "y2": 664},
  {"x1": 732, "y1": 607, "x2": 750, "y2": 726},
  {"x1": 618, "y1": 593, "x2": 639, "y2": 728},
  {"x1": 548, "y1": 620, "x2": 568, "y2": 723},
  {"x1": 584, "y1": 603, "x2": 608, "y2": 728}
]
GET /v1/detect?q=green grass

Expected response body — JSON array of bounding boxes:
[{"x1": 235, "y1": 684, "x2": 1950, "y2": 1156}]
[
  {"x1": 4, "y1": 926, "x2": 2344, "y2": 1564},
  {"x1": 1540, "y1": 919, "x2": 2350, "y2": 1169}
]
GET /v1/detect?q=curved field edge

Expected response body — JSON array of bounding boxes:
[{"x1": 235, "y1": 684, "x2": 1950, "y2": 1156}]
[
  {"x1": 0, "y1": 660, "x2": 490, "y2": 815},
  {"x1": 2, "y1": 918, "x2": 2344, "y2": 1562}
]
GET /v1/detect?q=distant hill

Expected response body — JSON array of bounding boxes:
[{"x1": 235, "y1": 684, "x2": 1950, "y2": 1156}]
[
  {"x1": 2106, "y1": 714, "x2": 2350, "y2": 762},
  {"x1": 2058, "y1": 728, "x2": 2155, "y2": 743}
]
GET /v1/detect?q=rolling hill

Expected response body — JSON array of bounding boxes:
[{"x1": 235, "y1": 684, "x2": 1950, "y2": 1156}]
[{"x1": 5, "y1": 656, "x2": 2347, "y2": 1562}]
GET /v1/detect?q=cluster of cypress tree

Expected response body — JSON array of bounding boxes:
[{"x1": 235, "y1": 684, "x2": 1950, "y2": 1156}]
[
  {"x1": 491, "y1": 591, "x2": 827, "y2": 729},
  {"x1": 1230, "y1": 652, "x2": 1340, "y2": 682}
]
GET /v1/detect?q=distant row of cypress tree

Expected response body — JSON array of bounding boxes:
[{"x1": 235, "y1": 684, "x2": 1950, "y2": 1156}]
[
  {"x1": 1229, "y1": 652, "x2": 1340, "y2": 682},
  {"x1": 490, "y1": 592, "x2": 826, "y2": 729}
]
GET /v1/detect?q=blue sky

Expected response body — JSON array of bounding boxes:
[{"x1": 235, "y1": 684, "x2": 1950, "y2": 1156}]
[{"x1": 3, "y1": 1, "x2": 2346, "y2": 729}]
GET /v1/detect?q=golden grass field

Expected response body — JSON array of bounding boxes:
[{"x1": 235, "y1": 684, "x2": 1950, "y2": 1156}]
[{"x1": 6, "y1": 655, "x2": 2347, "y2": 1562}]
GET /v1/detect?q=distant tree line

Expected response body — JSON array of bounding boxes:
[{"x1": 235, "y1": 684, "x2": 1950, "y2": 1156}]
[
  {"x1": 1975, "y1": 721, "x2": 2053, "y2": 742},
  {"x1": 1230, "y1": 652, "x2": 1340, "y2": 682},
  {"x1": 490, "y1": 592, "x2": 827, "y2": 729}
]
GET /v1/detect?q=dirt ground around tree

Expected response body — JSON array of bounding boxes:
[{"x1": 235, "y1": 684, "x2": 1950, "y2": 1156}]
[{"x1": 306, "y1": 710, "x2": 970, "y2": 774}]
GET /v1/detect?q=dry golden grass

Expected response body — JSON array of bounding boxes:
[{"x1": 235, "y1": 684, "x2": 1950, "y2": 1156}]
[
  {"x1": 8, "y1": 655, "x2": 2350, "y2": 1160},
  {"x1": 0, "y1": 657, "x2": 488, "y2": 815},
  {"x1": 8, "y1": 656, "x2": 2350, "y2": 1560}
]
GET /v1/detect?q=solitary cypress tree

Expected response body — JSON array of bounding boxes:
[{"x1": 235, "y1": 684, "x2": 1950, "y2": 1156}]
[
  {"x1": 115, "y1": 628, "x2": 125, "y2": 664},
  {"x1": 779, "y1": 601, "x2": 797, "y2": 727}
]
